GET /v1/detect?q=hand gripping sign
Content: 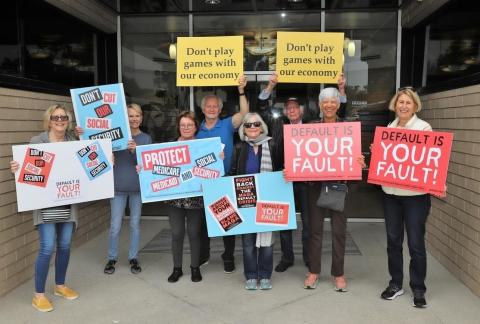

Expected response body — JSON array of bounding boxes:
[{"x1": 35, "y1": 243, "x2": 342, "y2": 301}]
[
  {"x1": 202, "y1": 171, "x2": 296, "y2": 237},
  {"x1": 368, "y1": 127, "x2": 453, "y2": 197},
  {"x1": 70, "y1": 83, "x2": 131, "y2": 151},
  {"x1": 284, "y1": 122, "x2": 362, "y2": 181},
  {"x1": 136, "y1": 138, "x2": 224, "y2": 203},
  {"x1": 12, "y1": 139, "x2": 113, "y2": 212}
]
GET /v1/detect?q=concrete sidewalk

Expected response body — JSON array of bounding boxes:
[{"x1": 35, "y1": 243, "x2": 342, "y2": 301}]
[{"x1": 0, "y1": 221, "x2": 479, "y2": 324}]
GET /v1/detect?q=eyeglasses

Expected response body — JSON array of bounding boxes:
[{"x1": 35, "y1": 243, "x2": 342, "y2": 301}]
[
  {"x1": 179, "y1": 124, "x2": 195, "y2": 129},
  {"x1": 244, "y1": 122, "x2": 262, "y2": 128},
  {"x1": 398, "y1": 86, "x2": 416, "y2": 92},
  {"x1": 50, "y1": 115, "x2": 69, "y2": 121}
]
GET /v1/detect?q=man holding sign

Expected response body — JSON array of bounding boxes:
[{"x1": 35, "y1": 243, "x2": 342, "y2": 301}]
[
  {"x1": 196, "y1": 75, "x2": 249, "y2": 274},
  {"x1": 372, "y1": 87, "x2": 439, "y2": 308}
]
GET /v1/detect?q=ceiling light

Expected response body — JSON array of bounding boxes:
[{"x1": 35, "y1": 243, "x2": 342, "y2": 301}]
[
  {"x1": 347, "y1": 40, "x2": 355, "y2": 57},
  {"x1": 205, "y1": 0, "x2": 220, "y2": 4},
  {"x1": 169, "y1": 43, "x2": 177, "y2": 60},
  {"x1": 281, "y1": 12, "x2": 286, "y2": 18}
]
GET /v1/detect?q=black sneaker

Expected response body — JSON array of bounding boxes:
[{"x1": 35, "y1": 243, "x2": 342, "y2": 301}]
[
  {"x1": 104, "y1": 260, "x2": 116, "y2": 274},
  {"x1": 381, "y1": 285, "x2": 404, "y2": 300},
  {"x1": 129, "y1": 258, "x2": 142, "y2": 274},
  {"x1": 168, "y1": 267, "x2": 183, "y2": 283},
  {"x1": 223, "y1": 260, "x2": 235, "y2": 273},
  {"x1": 191, "y1": 266, "x2": 202, "y2": 282},
  {"x1": 275, "y1": 261, "x2": 294, "y2": 273},
  {"x1": 413, "y1": 291, "x2": 427, "y2": 308}
]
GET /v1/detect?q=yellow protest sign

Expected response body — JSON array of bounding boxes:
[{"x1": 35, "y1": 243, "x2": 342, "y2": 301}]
[
  {"x1": 176, "y1": 36, "x2": 244, "y2": 87},
  {"x1": 276, "y1": 32, "x2": 344, "y2": 83}
]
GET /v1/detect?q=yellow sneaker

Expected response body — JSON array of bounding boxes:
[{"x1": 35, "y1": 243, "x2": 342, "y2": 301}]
[
  {"x1": 54, "y1": 286, "x2": 79, "y2": 300},
  {"x1": 32, "y1": 295, "x2": 53, "y2": 312}
]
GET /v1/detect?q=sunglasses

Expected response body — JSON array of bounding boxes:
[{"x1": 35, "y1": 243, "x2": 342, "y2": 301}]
[
  {"x1": 244, "y1": 121, "x2": 262, "y2": 128},
  {"x1": 398, "y1": 86, "x2": 416, "y2": 92},
  {"x1": 50, "y1": 115, "x2": 69, "y2": 121}
]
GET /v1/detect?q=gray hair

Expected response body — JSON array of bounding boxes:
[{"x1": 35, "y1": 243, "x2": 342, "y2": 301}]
[
  {"x1": 318, "y1": 87, "x2": 340, "y2": 103},
  {"x1": 238, "y1": 113, "x2": 269, "y2": 141},
  {"x1": 201, "y1": 94, "x2": 223, "y2": 110}
]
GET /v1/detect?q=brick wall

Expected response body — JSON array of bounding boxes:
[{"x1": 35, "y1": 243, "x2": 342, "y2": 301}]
[
  {"x1": 419, "y1": 84, "x2": 480, "y2": 296},
  {"x1": 0, "y1": 88, "x2": 110, "y2": 296}
]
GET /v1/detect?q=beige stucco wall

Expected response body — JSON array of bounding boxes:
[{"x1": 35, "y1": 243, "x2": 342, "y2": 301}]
[
  {"x1": 419, "y1": 84, "x2": 480, "y2": 296},
  {"x1": 0, "y1": 87, "x2": 110, "y2": 296}
]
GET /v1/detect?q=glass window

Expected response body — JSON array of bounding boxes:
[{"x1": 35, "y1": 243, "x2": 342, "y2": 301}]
[
  {"x1": 120, "y1": 0, "x2": 188, "y2": 13},
  {"x1": 0, "y1": 2, "x2": 19, "y2": 75},
  {"x1": 193, "y1": 13, "x2": 322, "y2": 120},
  {"x1": 425, "y1": 1, "x2": 480, "y2": 86},
  {"x1": 325, "y1": 0, "x2": 397, "y2": 9},
  {"x1": 122, "y1": 16, "x2": 190, "y2": 143}
]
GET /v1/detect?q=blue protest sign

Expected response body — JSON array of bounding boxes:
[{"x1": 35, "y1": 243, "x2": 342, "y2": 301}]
[
  {"x1": 70, "y1": 83, "x2": 131, "y2": 151},
  {"x1": 75, "y1": 140, "x2": 112, "y2": 180},
  {"x1": 136, "y1": 138, "x2": 224, "y2": 203},
  {"x1": 202, "y1": 171, "x2": 297, "y2": 237}
]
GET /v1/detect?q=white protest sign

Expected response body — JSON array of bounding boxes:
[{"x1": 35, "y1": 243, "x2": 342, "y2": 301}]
[{"x1": 12, "y1": 139, "x2": 114, "y2": 212}]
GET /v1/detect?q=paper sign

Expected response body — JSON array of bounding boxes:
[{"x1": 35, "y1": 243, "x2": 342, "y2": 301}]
[
  {"x1": 276, "y1": 31, "x2": 344, "y2": 83},
  {"x1": 284, "y1": 122, "x2": 362, "y2": 181},
  {"x1": 176, "y1": 36, "x2": 244, "y2": 86},
  {"x1": 137, "y1": 138, "x2": 224, "y2": 202},
  {"x1": 368, "y1": 127, "x2": 453, "y2": 197},
  {"x1": 202, "y1": 171, "x2": 296, "y2": 237},
  {"x1": 70, "y1": 83, "x2": 131, "y2": 151},
  {"x1": 12, "y1": 139, "x2": 114, "y2": 212}
]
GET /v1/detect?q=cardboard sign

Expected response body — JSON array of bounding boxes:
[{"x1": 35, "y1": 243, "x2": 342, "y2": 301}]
[
  {"x1": 368, "y1": 127, "x2": 453, "y2": 197},
  {"x1": 70, "y1": 83, "x2": 131, "y2": 151},
  {"x1": 202, "y1": 171, "x2": 296, "y2": 237},
  {"x1": 137, "y1": 138, "x2": 224, "y2": 202},
  {"x1": 284, "y1": 122, "x2": 362, "y2": 181},
  {"x1": 12, "y1": 139, "x2": 114, "y2": 212},
  {"x1": 276, "y1": 32, "x2": 344, "y2": 83},
  {"x1": 176, "y1": 36, "x2": 244, "y2": 86}
]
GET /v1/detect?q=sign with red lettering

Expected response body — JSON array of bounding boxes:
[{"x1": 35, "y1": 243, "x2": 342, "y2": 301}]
[
  {"x1": 284, "y1": 122, "x2": 362, "y2": 181},
  {"x1": 12, "y1": 139, "x2": 113, "y2": 212},
  {"x1": 136, "y1": 138, "x2": 225, "y2": 202},
  {"x1": 202, "y1": 171, "x2": 296, "y2": 237},
  {"x1": 255, "y1": 201, "x2": 289, "y2": 226},
  {"x1": 368, "y1": 127, "x2": 453, "y2": 197},
  {"x1": 18, "y1": 148, "x2": 55, "y2": 188},
  {"x1": 208, "y1": 195, "x2": 243, "y2": 232},
  {"x1": 71, "y1": 83, "x2": 131, "y2": 151}
]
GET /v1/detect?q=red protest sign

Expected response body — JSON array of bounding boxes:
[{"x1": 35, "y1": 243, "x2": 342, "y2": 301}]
[
  {"x1": 255, "y1": 201, "x2": 289, "y2": 226},
  {"x1": 283, "y1": 122, "x2": 362, "y2": 181},
  {"x1": 18, "y1": 148, "x2": 55, "y2": 188},
  {"x1": 367, "y1": 127, "x2": 453, "y2": 197}
]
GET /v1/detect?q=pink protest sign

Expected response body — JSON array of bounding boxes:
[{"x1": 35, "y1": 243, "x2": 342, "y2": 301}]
[
  {"x1": 284, "y1": 122, "x2": 362, "y2": 181},
  {"x1": 368, "y1": 127, "x2": 453, "y2": 197}
]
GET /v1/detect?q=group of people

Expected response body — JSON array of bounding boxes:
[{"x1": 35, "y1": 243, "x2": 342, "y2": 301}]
[{"x1": 10, "y1": 74, "x2": 432, "y2": 312}]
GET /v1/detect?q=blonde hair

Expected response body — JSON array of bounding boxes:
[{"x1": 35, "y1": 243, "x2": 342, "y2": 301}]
[
  {"x1": 388, "y1": 88, "x2": 422, "y2": 112},
  {"x1": 43, "y1": 104, "x2": 73, "y2": 131},
  {"x1": 127, "y1": 103, "x2": 143, "y2": 115},
  {"x1": 238, "y1": 113, "x2": 269, "y2": 141}
]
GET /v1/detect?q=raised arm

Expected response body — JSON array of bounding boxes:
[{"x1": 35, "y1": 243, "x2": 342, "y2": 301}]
[{"x1": 232, "y1": 74, "x2": 249, "y2": 128}]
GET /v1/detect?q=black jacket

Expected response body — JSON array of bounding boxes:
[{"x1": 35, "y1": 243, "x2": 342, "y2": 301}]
[{"x1": 229, "y1": 139, "x2": 282, "y2": 176}]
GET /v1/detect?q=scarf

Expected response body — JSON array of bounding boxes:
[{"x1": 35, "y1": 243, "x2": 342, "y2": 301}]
[{"x1": 253, "y1": 138, "x2": 274, "y2": 248}]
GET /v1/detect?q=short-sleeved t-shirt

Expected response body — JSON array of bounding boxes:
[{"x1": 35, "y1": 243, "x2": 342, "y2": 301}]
[{"x1": 196, "y1": 116, "x2": 235, "y2": 173}]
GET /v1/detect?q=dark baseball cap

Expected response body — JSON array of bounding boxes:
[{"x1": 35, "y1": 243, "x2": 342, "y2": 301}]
[{"x1": 285, "y1": 97, "x2": 301, "y2": 105}]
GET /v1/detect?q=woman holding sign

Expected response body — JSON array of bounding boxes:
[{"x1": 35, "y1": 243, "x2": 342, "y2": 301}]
[
  {"x1": 379, "y1": 87, "x2": 432, "y2": 308},
  {"x1": 104, "y1": 103, "x2": 152, "y2": 275},
  {"x1": 10, "y1": 104, "x2": 79, "y2": 312},
  {"x1": 303, "y1": 88, "x2": 365, "y2": 292},
  {"x1": 165, "y1": 111, "x2": 204, "y2": 283},
  {"x1": 229, "y1": 113, "x2": 282, "y2": 290}
]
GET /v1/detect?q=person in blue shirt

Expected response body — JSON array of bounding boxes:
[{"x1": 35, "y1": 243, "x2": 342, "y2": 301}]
[{"x1": 196, "y1": 75, "x2": 249, "y2": 273}]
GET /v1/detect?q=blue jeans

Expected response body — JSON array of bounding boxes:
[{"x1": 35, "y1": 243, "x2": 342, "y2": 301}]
[
  {"x1": 35, "y1": 222, "x2": 74, "y2": 293},
  {"x1": 108, "y1": 192, "x2": 142, "y2": 260},
  {"x1": 242, "y1": 233, "x2": 273, "y2": 280},
  {"x1": 383, "y1": 193, "x2": 431, "y2": 292},
  {"x1": 279, "y1": 182, "x2": 309, "y2": 264}
]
